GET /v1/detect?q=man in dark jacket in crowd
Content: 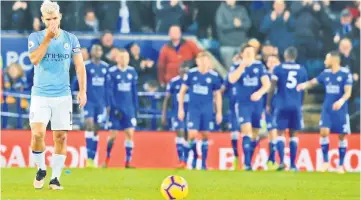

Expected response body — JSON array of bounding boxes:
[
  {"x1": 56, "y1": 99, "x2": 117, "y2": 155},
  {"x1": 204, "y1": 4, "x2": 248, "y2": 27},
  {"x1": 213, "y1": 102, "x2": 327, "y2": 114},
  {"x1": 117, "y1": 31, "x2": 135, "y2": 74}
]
[{"x1": 153, "y1": 0, "x2": 185, "y2": 33}]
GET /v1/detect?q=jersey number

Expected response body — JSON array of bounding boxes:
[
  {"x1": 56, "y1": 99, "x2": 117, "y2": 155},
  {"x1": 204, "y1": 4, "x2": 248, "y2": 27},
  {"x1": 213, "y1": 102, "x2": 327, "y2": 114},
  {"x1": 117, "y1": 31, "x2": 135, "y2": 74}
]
[{"x1": 286, "y1": 71, "x2": 298, "y2": 89}]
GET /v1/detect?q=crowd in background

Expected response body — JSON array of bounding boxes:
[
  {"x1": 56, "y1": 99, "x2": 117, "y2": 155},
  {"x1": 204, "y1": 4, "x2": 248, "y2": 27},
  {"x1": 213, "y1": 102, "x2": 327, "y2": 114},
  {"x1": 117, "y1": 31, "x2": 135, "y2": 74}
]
[{"x1": 1, "y1": 0, "x2": 360, "y2": 131}]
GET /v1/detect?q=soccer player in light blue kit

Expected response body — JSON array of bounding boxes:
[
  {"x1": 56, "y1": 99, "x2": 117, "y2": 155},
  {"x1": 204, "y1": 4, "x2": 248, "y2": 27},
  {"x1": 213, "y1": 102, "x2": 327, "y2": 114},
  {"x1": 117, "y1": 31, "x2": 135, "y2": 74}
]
[
  {"x1": 162, "y1": 64, "x2": 190, "y2": 168},
  {"x1": 228, "y1": 44, "x2": 270, "y2": 171},
  {"x1": 297, "y1": 51, "x2": 352, "y2": 174},
  {"x1": 104, "y1": 49, "x2": 139, "y2": 168},
  {"x1": 267, "y1": 47, "x2": 308, "y2": 171},
  {"x1": 178, "y1": 51, "x2": 223, "y2": 170},
  {"x1": 82, "y1": 45, "x2": 109, "y2": 168},
  {"x1": 28, "y1": 0, "x2": 87, "y2": 190}
]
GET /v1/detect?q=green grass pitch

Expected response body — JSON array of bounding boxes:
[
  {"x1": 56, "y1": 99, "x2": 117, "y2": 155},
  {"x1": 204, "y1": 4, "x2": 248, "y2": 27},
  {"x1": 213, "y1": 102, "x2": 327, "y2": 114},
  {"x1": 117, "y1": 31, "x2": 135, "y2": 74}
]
[{"x1": 1, "y1": 168, "x2": 359, "y2": 200}]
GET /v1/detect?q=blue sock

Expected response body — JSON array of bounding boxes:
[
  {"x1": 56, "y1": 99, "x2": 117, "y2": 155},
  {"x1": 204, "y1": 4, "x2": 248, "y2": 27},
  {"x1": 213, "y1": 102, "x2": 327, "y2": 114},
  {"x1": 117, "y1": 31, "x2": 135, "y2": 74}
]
[
  {"x1": 85, "y1": 131, "x2": 94, "y2": 160},
  {"x1": 190, "y1": 140, "x2": 197, "y2": 169},
  {"x1": 125, "y1": 140, "x2": 134, "y2": 164},
  {"x1": 91, "y1": 135, "x2": 99, "y2": 160},
  {"x1": 242, "y1": 135, "x2": 251, "y2": 167},
  {"x1": 290, "y1": 137, "x2": 298, "y2": 168},
  {"x1": 231, "y1": 132, "x2": 239, "y2": 157},
  {"x1": 183, "y1": 143, "x2": 190, "y2": 163},
  {"x1": 106, "y1": 138, "x2": 115, "y2": 158},
  {"x1": 175, "y1": 137, "x2": 184, "y2": 162},
  {"x1": 277, "y1": 136, "x2": 285, "y2": 165},
  {"x1": 268, "y1": 140, "x2": 276, "y2": 163},
  {"x1": 339, "y1": 139, "x2": 348, "y2": 166},
  {"x1": 320, "y1": 137, "x2": 329, "y2": 162},
  {"x1": 250, "y1": 139, "x2": 257, "y2": 160},
  {"x1": 201, "y1": 139, "x2": 208, "y2": 169}
]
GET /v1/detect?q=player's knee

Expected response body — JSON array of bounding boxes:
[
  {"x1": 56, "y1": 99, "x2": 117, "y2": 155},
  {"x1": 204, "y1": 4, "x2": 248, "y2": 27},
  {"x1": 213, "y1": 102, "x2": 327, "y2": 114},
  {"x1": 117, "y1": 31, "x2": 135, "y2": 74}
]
[
  {"x1": 32, "y1": 131, "x2": 45, "y2": 143},
  {"x1": 54, "y1": 133, "x2": 67, "y2": 144},
  {"x1": 201, "y1": 132, "x2": 208, "y2": 140},
  {"x1": 339, "y1": 134, "x2": 346, "y2": 140},
  {"x1": 277, "y1": 130, "x2": 285, "y2": 136},
  {"x1": 84, "y1": 120, "x2": 94, "y2": 131},
  {"x1": 188, "y1": 130, "x2": 197, "y2": 140},
  {"x1": 241, "y1": 123, "x2": 252, "y2": 135},
  {"x1": 289, "y1": 130, "x2": 297, "y2": 137},
  {"x1": 176, "y1": 130, "x2": 185, "y2": 137},
  {"x1": 320, "y1": 128, "x2": 329, "y2": 137}
]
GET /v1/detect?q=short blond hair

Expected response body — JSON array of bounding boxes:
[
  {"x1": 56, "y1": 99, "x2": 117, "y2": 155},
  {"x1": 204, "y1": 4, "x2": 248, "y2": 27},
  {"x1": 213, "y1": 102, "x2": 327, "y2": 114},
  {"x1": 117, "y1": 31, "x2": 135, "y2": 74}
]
[
  {"x1": 40, "y1": 0, "x2": 60, "y2": 14},
  {"x1": 196, "y1": 51, "x2": 212, "y2": 59}
]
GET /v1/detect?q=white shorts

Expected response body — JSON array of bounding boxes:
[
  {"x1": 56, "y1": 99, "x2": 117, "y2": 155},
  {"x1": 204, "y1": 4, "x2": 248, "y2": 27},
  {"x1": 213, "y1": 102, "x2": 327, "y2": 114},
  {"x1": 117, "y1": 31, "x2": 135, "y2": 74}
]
[{"x1": 29, "y1": 95, "x2": 73, "y2": 130}]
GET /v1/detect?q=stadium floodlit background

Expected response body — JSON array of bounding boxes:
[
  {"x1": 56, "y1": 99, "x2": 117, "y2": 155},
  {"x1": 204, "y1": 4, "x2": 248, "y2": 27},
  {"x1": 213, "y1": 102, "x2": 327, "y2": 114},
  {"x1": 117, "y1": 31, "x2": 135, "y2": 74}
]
[{"x1": 0, "y1": 0, "x2": 360, "y2": 200}]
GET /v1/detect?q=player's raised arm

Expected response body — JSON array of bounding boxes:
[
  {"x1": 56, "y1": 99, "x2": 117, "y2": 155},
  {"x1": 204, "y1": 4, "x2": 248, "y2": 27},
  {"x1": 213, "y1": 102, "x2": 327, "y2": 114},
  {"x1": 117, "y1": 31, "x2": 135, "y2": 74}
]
[
  {"x1": 228, "y1": 63, "x2": 246, "y2": 84},
  {"x1": 72, "y1": 38, "x2": 87, "y2": 108},
  {"x1": 161, "y1": 84, "x2": 172, "y2": 126},
  {"x1": 28, "y1": 23, "x2": 56, "y2": 65},
  {"x1": 296, "y1": 78, "x2": 319, "y2": 91}
]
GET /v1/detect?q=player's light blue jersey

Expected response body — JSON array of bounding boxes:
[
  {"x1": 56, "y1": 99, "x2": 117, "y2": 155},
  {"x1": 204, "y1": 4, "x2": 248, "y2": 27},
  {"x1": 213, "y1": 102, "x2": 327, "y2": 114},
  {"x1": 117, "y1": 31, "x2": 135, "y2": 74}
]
[
  {"x1": 107, "y1": 65, "x2": 139, "y2": 113},
  {"x1": 235, "y1": 61, "x2": 268, "y2": 104},
  {"x1": 28, "y1": 30, "x2": 81, "y2": 97},
  {"x1": 166, "y1": 75, "x2": 189, "y2": 115},
  {"x1": 272, "y1": 62, "x2": 308, "y2": 109},
  {"x1": 316, "y1": 67, "x2": 353, "y2": 111},
  {"x1": 84, "y1": 60, "x2": 109, "y2": 107},
  {"x1": 183, "y1": 68, "x2": 222, "y2": 108}
]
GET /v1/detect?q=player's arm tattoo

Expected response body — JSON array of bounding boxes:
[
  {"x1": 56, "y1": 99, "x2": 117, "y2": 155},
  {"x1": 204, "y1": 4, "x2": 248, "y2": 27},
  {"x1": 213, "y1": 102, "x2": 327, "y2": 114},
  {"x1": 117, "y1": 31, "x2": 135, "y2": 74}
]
[
  {"x1": 73, "y1": 53, "x2": 87, "y2": 93},
  {"x1": 214, "y1": 90, "x2": 223, "y2": 115},
  {"x1": 178, "y1": 84, "x2": 188, "y2": 111},
  {"x1": 267, "y1": 79, "x2": 277, "y2": 108},
  {"x1": 257, "y1": 75, "x2": 271, "y2": 96},
  {"x1": 29, "y1": 37, "x2": 52, "y2": 65}
]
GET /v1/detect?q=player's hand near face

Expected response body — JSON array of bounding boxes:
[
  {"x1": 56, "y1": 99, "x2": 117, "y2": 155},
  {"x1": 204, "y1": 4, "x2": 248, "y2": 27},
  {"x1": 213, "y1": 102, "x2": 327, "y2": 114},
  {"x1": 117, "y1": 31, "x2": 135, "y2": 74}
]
[
  {"x1": 332, "y1": 99, "x2": 344, "y2": 111},
  {"x1": 46, "y1": 22, "x2": 57, "y2": 39},
  {"x1": 77, "y1": 90, "x2": 87, "y2": 108},
  {"x1": 250, "y1": 91, "x2": 262, "y2": 101}
]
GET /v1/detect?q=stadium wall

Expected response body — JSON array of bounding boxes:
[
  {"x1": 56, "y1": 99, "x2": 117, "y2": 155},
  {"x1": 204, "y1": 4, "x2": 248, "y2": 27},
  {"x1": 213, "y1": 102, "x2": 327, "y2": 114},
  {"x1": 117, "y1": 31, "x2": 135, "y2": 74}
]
[{"x1": 1, "y1": 130, "x2": 360, "y2": 172}]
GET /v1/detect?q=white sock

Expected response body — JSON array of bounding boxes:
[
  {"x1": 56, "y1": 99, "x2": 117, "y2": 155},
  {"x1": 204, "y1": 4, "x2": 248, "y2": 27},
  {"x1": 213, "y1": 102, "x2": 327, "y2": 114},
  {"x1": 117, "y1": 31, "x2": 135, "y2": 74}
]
[
  {"x1": 51, "y1": 154, "x2": 66, "y2": 180},
  {"x1": 32, "y1": 151, "x2": 46, "y2": 171}
]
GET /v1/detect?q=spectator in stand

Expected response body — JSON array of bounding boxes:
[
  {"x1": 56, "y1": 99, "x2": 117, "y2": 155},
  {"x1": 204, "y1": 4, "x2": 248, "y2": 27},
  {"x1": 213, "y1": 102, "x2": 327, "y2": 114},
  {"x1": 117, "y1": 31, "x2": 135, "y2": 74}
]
[
  {"x1": 334, "y1": 9, "x2": 359, "y2": 44},
  {"x1": 127, "y1": 1, "x2": 154, "y2": 32},
  {"x1": 11, "y1": 1, "x2": 30, "y2": 31},
  {"x1": 153, "y1": 0, "x2": 185, "y2": 33},
  {"x1": 261, "y1": 41, "x2": 279, "y2": 64},
  {"x1": 29, "y1": 1, "x2": 42, "y2": 31},
  {"x1": 339, "y1": 38, "x2": 359, "y2": 83},
  {"x1": 78, "y1": 9, "x2": 99, "y2": 33},
  {"x1": 346, "y1": 0, "x2": 360, "y2": 19},
  {"x1": 128, "y1": 42, "x2": 156, "y2": 91},
  {"x1": 216, "y1": 0, "x2": 251, "y2": 69},
  {"x1": 100, "y1": 31, "x2": 115, "y2": 63},
  {"x1": 194, "y1": 1, "x2": 221, "y2": 39},
  {"x1": 291, "y1": 0, "x2": 333, "y2": 60},
  {"x1": 260, "y1": 0, "x2": 295, "y2": 54},
  {"x1": 158, "y1": 25, "x2": 200, "y2": 87}
]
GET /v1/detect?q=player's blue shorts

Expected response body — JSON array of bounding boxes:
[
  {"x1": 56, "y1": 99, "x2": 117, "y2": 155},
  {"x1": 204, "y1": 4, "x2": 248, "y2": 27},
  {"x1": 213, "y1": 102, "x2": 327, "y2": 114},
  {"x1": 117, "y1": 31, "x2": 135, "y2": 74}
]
[
  {"x1": 320, "y1": 109, "x2": 350, "y2": 134},
  {"x1": 108, "y1": 107, "x2": 136, "y2": 130},
  {"x1": 274, "y1": 107, "x2": 303, "y2": 131},
  {"x1": 187, "y1": 106, "x2": 214, "y2": 131},
  {"x1": 265, "y1": 111, "x2": 276, "y2": 131},
  {"x1": 171, "y1": 116, "x2": 186, "y2": 131},
  {"x1": 235, "y1": 102, "x2": 263, "y2": 128},
  {"x1": 84, "y1": 103, "x2": 107, "y2": 124}
]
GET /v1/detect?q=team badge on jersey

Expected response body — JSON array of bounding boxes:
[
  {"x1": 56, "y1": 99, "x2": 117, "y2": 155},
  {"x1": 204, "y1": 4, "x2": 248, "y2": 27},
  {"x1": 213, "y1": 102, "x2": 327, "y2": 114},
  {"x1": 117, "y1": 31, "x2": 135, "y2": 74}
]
[
  {"x1": 117, "y1": 75, "x2": 121, "y2": 79},
  {"x1": 337, "y1": 76, "x2": 342, "y2": 82},
  {"x1": 253, "y1": 68, "x2": 259, "y2": 74},
  {"x1": 64, "y1": 43, "x2": 70, "y2": 50},
  {"x1": 90, "y1": 69, "x2": 95, "y2": 74},
  {"x1": 127, "y1": 73, "x2": 133, "y2": 80},
  {"x1": 28, "y1": 41, "x2": 34, "y2": 49},
  {"x1": 193, "y1": 76, "x2": 198, "y2": 81},
  {"x1": 206, "y1": 77, "x2": 211, "y2": 83},
  {"x1": 325, "y1": 77, "x2": 330, "y2": 82},
  {"x1": 183, "y1": 74, "x2": 188, "y2": 81},
  {"x1": 102, "y1": 69, "x2": 107, "y2": 74}
]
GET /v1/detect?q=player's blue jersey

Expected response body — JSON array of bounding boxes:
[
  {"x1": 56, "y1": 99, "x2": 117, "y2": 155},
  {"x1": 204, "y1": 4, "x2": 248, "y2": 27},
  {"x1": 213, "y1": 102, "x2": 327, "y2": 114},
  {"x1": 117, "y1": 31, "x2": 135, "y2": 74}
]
[
  {"x1": 224, "y1": 65, "x2": 237, "y2": 105},
  {"x1": 84, "y1": 60, "x2": 109, "y2": 107},
  {"x1": 107, "y1": 66, "x2": 139, "y2": 113},
  {"x1": 166, "y1": 75, "x2": 189, "y2": 115},
  {"x1": 235, "y1": 61, "x2": 268, "y2": 104},
  {"x1": 272, "y1": 62, "x2": 308, "y2": 109},
  {"x1": 183, "y1": 68, "x2": 222, "y2": 109},
  {"x1": 28, "y1": 30, "x2": 81, "y2": 97},
  {"x1": 316, "y1": 67, "x2": 353, "y2": 111}
]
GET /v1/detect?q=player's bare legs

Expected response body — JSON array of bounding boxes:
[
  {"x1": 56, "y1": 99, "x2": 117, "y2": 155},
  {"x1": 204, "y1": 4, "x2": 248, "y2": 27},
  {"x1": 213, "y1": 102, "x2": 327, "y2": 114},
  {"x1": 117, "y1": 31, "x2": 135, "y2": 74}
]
[
  {"x1": 188, "y1": 130, "x2": 198, "y2": 169},
  {"x1": 49, "y1": 130, "x2": 67, "y2": 190},
  {"x1": 241, "y1": 123, "x2": 253, "y2": 171},
  {"x1": 124, "y1": 128, "x2": 135, "y2": 168},
  {"x1": 201, "y1": 132, "x2": 209, "y2": 170},
  {"x1": 31, "y1": 123, "x2": 47, "y2": 189},
  {"x1": 289, "y1": 130, "x2": 299, "y2": 171},
  {"x1": 337, "y1": 134, "x2": 347, "y2": 174},
  {"x1": 319, "y1": 128, "x2": 330, "y2": 172},
  {"x1": 104, "y1": 130, "x2": 117, "y2": 167},
  {"x1": 85, "y1": 118, "x2": 96, "y2": 167},
  {"x1": 276, "y1": 130, "x2": 286, "y2": 171},
  {"x1": 267, "y1": 129, "x2": 278, "y2": 170}
]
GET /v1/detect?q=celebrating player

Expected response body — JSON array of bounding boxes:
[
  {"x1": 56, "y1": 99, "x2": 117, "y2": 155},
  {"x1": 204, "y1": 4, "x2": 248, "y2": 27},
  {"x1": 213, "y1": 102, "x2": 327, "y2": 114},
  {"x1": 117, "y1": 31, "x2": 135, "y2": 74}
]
[
  {"x1": 220, "y1": 65, "x2": 240, "y2": 170},
  {"x1": 228, "y1": 44, "x2": 270, "y2": 171},
  {"x1": 83, "y1": 45, "x2": 109, "y2": 168},
  {"x1": 162, "y1": 63, "x2": 190, "y2": 168},
  {"x1": 28, "y1": 0, "x2": 87, "y2": 190},
  {"x1": 264, "y1": 55, "x2": 281, "y2": 170},
  {"x1": 267, "y1": 47, "x2": 308, "y2": 171},
  {"x1": 297, "y1": 51, "x2": 352, "y2": 173},
  {"x1": 104, "y1": 49, "x2": 138, "y2": 168},
  {"x1": 178, "y1": 51, "x2": 223, "y2": 170}
]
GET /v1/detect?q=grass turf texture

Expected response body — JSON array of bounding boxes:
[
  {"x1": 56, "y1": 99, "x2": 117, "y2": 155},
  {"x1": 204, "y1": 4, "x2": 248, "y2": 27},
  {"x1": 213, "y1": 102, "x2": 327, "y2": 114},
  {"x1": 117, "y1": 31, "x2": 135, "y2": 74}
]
[{"x1": 1, "y1": 168, "x2": 359, "y2": 200}]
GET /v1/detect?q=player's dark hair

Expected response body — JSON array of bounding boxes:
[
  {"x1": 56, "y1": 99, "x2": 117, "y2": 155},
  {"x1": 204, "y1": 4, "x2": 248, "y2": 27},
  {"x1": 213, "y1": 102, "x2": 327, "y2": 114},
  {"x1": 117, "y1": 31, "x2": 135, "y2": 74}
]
[
  {"x1": 101, "y1": 30, "x2": 113, "y2": 38},
  {"x1": 239, "y1": 44, "x2": 254, "y2": 53},
  {"x1": 284, "y1": 46, "x2": 298, "y2": 60},
  {"x1": 329, "y1": 51, "x2": 341, "y2": 59}
]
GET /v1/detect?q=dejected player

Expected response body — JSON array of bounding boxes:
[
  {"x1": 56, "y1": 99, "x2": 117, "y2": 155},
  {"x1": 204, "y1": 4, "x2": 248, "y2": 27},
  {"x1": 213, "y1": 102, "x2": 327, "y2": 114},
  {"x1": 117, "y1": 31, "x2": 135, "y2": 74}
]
[
  {"x1": 178, "y1": 51, "x2": 223, "y2": 170},
  {"x1": 297, "y1": 51, "x2": 352, "y2": 174},
  {"x1": 228, "y1": 44, "x2": 270, "y2": 171},
  {"x1": 28, "y1": 0, "x2": 87, "y2": 190},
  {"x1": 162, "y1": 63, "x2": 190, "y2": 168},
  {"x1": 104, "y1": 49, "x2": 139, "y2": 168},
  {"x1": 267, "y1": 47, "x2": 308, "y2": 171}
]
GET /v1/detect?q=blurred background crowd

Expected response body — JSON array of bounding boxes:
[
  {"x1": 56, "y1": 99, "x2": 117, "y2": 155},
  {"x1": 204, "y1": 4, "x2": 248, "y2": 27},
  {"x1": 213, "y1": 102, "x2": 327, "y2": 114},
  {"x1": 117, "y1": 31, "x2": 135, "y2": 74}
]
[{"x1": 1, "y1": 0, "x2": 360, "y2": 132}]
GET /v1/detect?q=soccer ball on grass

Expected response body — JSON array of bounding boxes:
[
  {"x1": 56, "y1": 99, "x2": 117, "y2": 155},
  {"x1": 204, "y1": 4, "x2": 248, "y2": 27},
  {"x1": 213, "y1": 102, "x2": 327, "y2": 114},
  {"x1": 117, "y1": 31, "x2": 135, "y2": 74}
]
[{"x1": 160, "y1": 175, "x2": 188, "y2": 200}]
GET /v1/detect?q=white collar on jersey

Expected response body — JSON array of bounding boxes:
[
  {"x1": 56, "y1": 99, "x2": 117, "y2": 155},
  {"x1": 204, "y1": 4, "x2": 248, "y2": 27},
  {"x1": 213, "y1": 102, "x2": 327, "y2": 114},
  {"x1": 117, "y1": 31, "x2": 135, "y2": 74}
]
[{"x1": 117, "y1": 65, "x2": 128, "y2": 72}]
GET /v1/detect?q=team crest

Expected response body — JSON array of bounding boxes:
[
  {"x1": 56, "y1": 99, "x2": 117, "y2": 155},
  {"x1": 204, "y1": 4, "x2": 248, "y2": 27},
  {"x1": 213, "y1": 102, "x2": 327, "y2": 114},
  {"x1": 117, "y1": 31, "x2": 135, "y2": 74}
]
[
  {"x1": 64, "y1": 42, "x2": 70, "y2": 50},
  {"x1": 325, "y1": 77, "x2": 330, "y2": 82},
  {"x1": 337, "y1": 76, "x2": 342, "y2": 82},
  {"x1": 239, "y1": 117, "x2": 244, "y2": 123},
  {"x1": 175, "y1": 85, "x2": 180, "y2": 89},
  {"x1": 193, "y1": 76, "x2": 198, "y2": 81},
  {"x1": 102, "y1": 69, "x2": 107, "y2": 74},
  {"x1": 90, "y1": 69, "x2": 95, "y2": 74},
  {"x1": 253, "y1": 68, "x2": 259, "y2": 74},
  {"x1": 206, "y1": 77, "x2": 211, "y2": 83},
  {"x1": 28, "y1": 41, "x2": 34, "y2": 49},
  {"x1": 117, "y1": 75, "x2": 121, "y2": 79},
  {"x1": 127, "y1": 73, "x2": 133, "y2": 80}
]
